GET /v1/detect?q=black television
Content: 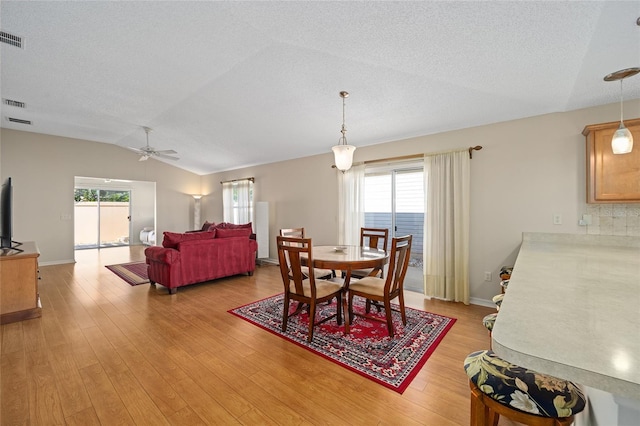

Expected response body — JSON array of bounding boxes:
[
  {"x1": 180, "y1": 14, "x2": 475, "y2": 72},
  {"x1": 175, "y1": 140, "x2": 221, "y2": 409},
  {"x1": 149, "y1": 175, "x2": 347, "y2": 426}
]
[{"x1": 1, "y1": 177, "x2": 22, "y2": 252}]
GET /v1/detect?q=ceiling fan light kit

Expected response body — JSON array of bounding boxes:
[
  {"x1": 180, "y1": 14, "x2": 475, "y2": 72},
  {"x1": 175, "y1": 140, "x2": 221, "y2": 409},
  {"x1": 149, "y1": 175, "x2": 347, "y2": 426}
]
[{"x1": 128, "y1": 126, "x2": 179, "y2": 161}]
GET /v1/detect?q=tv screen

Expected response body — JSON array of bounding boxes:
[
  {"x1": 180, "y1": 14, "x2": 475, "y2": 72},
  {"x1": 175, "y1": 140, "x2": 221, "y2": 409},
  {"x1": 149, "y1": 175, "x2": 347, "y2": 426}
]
[{"x1": 1, "y1": 177, "x2": 14, "y2": 249}]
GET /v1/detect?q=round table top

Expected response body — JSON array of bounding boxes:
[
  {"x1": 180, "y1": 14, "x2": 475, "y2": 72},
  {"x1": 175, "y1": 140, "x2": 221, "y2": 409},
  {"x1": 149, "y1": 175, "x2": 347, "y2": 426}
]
[{"x1": 311, "y1": 245, "x2": 388, "y2": 270}]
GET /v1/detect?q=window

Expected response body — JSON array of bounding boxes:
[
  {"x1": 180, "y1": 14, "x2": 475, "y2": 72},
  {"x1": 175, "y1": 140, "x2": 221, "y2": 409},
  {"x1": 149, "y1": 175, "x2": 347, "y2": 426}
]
[{"x1": 222, "y1": 178, "x2": 254, "y2": 224}]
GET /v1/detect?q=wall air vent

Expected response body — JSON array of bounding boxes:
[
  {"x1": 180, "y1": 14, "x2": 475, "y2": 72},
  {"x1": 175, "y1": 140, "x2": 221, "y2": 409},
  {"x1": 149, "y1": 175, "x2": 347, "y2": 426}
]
[
  {"x1": 0, "y1": 31, "x2": 23, "y2": 48},
  {"x1": 2, "y1": 98, "x2": 26, "y2": 108},
  {"x1": 6, "y1": 117, "x2": 32, "y2": 125}
]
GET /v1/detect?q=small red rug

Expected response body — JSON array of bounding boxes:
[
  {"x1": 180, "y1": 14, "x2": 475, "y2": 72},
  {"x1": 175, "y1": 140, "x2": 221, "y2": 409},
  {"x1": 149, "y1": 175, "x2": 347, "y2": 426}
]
[
  {"x1": 229, "y1": 293, "x2": 456, "y2": 393},
  {"x1": 105, "y1": 262, "x2": 149, "y2": 286}
]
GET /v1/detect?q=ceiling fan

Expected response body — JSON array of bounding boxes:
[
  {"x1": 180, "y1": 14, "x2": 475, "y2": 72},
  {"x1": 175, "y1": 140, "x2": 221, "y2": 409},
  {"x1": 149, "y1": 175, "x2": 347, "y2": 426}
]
[{"x1": 128, "y1": 127, "x2": 179, "y2": 162}]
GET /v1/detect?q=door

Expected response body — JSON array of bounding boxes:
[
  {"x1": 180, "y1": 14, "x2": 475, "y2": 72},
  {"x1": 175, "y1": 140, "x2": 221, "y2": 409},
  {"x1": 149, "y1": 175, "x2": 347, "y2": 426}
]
[
  {"x1": 364, "y1": 164, "x2": 424, "y2": 293},
  {"x1": 74, "y1": 188, "x2": 131, "y2": 249}
]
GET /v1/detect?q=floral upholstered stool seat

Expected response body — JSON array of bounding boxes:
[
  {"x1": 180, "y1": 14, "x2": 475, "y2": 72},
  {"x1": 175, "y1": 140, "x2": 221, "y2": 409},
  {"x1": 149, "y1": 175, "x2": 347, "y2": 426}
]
[
  {"x1": 463, "y1": 350, "x2": 586, "y2": 426},
  {"x1": 482, "y1": 312, "x2": 497, "y2": 332},
  {"x1": 492, "y1": 293, "x2": 504, "y2": 310}
]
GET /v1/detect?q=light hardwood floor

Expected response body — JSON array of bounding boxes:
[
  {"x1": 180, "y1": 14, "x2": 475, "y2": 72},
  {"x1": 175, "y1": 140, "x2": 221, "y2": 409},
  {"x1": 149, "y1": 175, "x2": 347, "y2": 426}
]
[{"x1": 1, "y1": 245, "x2": 511, "y2": 425}]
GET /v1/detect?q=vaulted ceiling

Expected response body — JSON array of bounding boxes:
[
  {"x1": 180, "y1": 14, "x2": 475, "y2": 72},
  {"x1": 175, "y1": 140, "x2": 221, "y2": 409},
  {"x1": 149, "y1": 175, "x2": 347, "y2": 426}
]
[{"x1": 2, "y1": 1, "x2": 639, "y2": 174}]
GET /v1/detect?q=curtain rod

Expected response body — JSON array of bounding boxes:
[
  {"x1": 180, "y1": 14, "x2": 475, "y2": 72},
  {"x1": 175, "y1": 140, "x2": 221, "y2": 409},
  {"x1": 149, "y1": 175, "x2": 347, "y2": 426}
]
[
  {"x1": 220, "y1": 177, "x2": 255, "y2": 184},
  {"x1": 333, "y1": 146, "x2": 483, "y2": 168}
]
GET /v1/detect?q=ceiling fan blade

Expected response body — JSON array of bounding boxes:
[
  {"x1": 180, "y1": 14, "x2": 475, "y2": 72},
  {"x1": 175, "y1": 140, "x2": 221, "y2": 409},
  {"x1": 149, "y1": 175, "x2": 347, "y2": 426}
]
[
  {"x1": 154, "y1": 149, "x2": 178, "y2": 155},
  {"x1": 139, "y1": 155, "x2": 150, "y2": 162},
  {"x1": 127, "y1": 146, "x2": 146, "y2": 154},
  {"x1": 154, "y1": 153, "x2": 179, "y2": 160}
]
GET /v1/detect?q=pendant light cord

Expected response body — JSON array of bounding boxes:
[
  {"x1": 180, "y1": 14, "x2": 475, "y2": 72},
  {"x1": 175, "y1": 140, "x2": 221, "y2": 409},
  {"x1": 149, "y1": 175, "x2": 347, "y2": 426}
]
[
  {"x1": 340, "y1": 93, "x2": 348, "y2": 145},
  {"x1": 619, "y1": 79, "x2": 624, "y2": 124}
]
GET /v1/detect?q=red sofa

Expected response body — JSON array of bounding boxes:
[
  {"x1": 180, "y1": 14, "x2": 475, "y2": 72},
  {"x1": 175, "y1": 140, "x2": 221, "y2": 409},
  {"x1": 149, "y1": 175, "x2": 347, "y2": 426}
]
[{"x1": 145, "y1": 223, "x2": 257, "y2": 294}]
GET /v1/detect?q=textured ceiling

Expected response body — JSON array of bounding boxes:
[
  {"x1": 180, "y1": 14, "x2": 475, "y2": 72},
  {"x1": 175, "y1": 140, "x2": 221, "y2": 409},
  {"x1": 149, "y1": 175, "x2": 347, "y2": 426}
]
[{"x1": 1, "y1": 1, "x2": 640, "y2": 175}]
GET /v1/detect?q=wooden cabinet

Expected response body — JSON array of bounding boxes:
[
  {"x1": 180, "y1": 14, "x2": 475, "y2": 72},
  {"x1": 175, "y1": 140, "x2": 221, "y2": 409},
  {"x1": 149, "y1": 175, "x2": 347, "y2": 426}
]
[
  {"x1": 0, "y1": 242, "x2": 41, "y2": 324},
  {"x1": 584, "y1": 118, "x2": 640, "y2": 203}
]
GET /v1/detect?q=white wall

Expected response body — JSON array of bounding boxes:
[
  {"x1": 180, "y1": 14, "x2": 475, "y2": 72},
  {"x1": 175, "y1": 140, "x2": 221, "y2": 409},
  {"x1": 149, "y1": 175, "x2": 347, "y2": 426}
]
[
  {"x1": 201, "y1": 100, "x2": 640, "y2": 304},
  {"x1": 0, "y1": 129, "x2": 201, "y2": 264}
]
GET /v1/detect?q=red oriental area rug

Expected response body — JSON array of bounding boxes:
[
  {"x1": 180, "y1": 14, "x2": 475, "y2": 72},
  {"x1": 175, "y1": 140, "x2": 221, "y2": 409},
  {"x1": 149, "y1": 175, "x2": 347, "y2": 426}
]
[
  {"x1": 105, "y1": 261, "x2": 149, "y2": 286},
  {"x1": 229, "y1": 293, "x2": 456, "y2": 393}
]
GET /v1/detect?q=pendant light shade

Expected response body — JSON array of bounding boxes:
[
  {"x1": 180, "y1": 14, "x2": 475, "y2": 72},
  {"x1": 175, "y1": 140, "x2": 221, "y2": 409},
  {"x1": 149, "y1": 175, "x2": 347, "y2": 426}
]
[
  {"x1": 332, "y1": 91, "x2": 356, "y2": 172},
  {"x1": 604, "y1": 67, "x2": 640, "y2": 155},
  {"x1": 611, "y1": 123, "x2": 634, "y2": 154},
  {"x1": 332, "y1": 144, "x2": 356, "y2": 171}
]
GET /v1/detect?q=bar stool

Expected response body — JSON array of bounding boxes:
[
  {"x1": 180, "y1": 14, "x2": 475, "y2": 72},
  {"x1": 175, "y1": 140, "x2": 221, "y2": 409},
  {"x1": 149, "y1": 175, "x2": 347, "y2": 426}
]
[
  {"x1": 463, "y1": 350, "x2": 585, "y2": 426},
  {"x1": 483, "y1": 313, "x2": 497, "y2": 334},
  {"x1": 499, "y1": 265, "x2": 513, "y2": 294},
  {"x1": 492, "y1": 293, "x2": 504, "y2": 311}
]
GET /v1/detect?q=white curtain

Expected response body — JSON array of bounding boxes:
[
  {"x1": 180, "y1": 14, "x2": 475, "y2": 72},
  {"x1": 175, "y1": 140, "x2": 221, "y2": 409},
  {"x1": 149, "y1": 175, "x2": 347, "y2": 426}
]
[
  {"x1": 337, "y1": 164, "x2": 365, "y2": 245},
  {"x1": 424, "y1": 150, "x2": 470, "y2": 304},
  {"x1": 222, "y1": 179, "x2": 253, "y2": 224}
]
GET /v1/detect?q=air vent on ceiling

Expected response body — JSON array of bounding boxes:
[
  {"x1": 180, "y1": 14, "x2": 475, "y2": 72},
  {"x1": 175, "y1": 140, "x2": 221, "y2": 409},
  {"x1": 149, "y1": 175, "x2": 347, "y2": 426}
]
[
  {"x1": 2, "y1": 98, "x2": 26, "y2": 108},
  {"x1": 6, "y1": 117, "x2": 32, "y2": 125},
  {"x1": 0, "y1": 31, "x2": 23, "y2": 48}
]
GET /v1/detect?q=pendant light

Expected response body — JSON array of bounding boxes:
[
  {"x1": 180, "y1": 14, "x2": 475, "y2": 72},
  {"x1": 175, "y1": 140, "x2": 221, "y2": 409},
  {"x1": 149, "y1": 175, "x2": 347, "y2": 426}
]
[
  {"x1": 332, "y1": 91, "x2": 356, "y2": 172},
  {"x1": 604, "y1": 67, "x2": 640, "y2": 154}
]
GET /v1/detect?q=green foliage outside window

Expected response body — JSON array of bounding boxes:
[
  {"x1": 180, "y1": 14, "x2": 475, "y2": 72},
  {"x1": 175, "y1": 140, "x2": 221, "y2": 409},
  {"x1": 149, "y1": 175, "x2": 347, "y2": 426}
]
[{"x1": 74, "y1": 189, "x2": 130, "y2": 202}]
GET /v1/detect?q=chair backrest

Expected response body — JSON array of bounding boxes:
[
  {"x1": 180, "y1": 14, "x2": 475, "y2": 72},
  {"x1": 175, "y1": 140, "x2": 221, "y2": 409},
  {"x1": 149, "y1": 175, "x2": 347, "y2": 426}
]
[
  {"x1": 276, "y1": 236, "x2": 317, "y2": 298},
  {"x1": 360, "y1": 227, "x2": 389, "y2": 251},
  {"x1": 383, "y1": 235, "x2": 412, "y2": 297},
  {"x1": 280, "y1": 228, "x2": 305, "y2": 238}
]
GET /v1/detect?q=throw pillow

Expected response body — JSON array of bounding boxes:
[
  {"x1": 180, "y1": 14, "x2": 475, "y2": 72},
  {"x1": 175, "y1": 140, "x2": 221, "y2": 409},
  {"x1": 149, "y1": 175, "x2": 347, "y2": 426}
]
[
  {"x1": 215, "y1": 228, "x2": 252, "y2": 239},
  {"x1": 224, "y1": 222, "x2": 253, "y2": 230},
  {"x1": 201, "y1": 221, "x2": 215, "y2": 231},
  {"x1": 162, "y1": 230, "x2": 216, "y2": 248}
]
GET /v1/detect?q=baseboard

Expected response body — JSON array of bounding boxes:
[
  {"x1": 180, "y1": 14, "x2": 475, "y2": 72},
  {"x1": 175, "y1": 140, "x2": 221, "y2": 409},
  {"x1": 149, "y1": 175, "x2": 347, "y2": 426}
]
[
  {"x1": 39, "y1": 259, "x2": 76, "y2": 267},
  {"x1": 257, "y1": 258, "x2": 278, "y2": 266},
  {"x1": 469, "y1": 297, "x2": 495, "y2": 308}
]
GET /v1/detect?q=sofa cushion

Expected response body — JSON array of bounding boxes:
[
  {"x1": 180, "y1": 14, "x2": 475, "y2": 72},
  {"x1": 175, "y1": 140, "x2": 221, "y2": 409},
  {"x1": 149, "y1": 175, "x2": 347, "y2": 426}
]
[
  {"x1": 162, "y1": 230, "x2": 216, "y2": 248},
  {"x1": 215, "y1": 228, "x2": 252, "y2": 239}
]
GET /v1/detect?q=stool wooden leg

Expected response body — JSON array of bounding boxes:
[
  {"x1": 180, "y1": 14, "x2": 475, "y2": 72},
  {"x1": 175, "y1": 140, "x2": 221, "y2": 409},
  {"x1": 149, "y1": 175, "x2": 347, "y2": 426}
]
[{"x1": 470, "y1": 381, "x2": 498, "y2": 426}]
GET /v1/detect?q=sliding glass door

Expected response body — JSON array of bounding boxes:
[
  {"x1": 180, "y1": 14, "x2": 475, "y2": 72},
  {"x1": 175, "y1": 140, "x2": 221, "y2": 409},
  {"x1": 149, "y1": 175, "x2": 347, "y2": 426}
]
[
  {"x1": 364, "y1": 164, "x2": 424, "y2": 293},
  {"x1": 74, "y1": 188, "x2": 131, "y2": 249}
]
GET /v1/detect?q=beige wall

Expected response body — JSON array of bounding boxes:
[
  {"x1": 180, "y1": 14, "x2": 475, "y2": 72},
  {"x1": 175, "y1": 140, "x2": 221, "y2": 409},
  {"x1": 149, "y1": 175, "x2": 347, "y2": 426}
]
[
  {"x1": 2, "y1": 99, "x2": 639, "y2": 303},
  {"x1": 201, "y1": 100, "x2": 640, "y2": 304},
  {"x1": 0, "y1": 129, "x2": 201, "y2": 264}
]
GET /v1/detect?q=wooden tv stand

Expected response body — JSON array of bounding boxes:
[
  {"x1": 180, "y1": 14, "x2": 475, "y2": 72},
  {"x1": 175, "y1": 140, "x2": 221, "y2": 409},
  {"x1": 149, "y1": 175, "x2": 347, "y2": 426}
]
[{"x1": 0, "y1": 241, "x2": 41, "y2": 324}]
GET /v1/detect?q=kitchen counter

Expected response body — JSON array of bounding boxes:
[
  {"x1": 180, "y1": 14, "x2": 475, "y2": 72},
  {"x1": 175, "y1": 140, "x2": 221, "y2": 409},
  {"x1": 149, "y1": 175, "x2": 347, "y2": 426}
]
[{"x1": 492, "y1": 232, "x2": 640, "y2": 402}]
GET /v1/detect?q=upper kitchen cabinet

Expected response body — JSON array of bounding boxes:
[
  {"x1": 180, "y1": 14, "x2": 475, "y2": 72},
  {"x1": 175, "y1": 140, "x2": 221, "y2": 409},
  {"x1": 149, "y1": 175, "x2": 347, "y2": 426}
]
[{"x1": 584, "y1": 118, "x2": 640, "y2": 203}]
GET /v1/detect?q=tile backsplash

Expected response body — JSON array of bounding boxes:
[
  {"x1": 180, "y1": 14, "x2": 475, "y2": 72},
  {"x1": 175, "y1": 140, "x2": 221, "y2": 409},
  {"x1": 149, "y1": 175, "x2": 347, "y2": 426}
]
[{"x1": 585, "y1": 204, "x2": 640, "y2": 236}]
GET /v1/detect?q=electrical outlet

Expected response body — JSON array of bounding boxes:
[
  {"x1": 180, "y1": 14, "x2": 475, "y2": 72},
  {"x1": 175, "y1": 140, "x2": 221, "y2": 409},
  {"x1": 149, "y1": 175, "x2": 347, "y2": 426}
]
[
  {"x1": 484, "y1": 271, "x2": 492, "y2": 282},
  {"x1": 553, "y1": 214, "x2": 562, "y2": 225}
]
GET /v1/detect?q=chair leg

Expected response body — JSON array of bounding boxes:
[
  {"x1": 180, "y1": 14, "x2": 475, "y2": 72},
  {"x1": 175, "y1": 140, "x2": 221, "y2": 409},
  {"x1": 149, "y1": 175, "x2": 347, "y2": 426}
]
[
  {"x1": 384, "y1": 299, "x2": 394, "y2": 337},
  {"x1": 398, "y1": 292, "x2": 407, "y2": 325},
  {"x1": 307, "y1": 301, "x2": 316, "y2": 343},
  {"x1": 348, "y1": 292, "x2": 354, "y2": 324},
  {"x1": 336, "y1": 294, "x2": 343, "y2": 325},
  {"x1": 282, "y1": 294, "x2": 290, "y2": 333}
]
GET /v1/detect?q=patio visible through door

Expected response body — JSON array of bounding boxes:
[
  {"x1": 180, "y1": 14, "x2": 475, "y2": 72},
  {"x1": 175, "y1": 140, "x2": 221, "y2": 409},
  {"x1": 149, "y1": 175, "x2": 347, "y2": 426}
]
[
  {"x1": 364, "y1": 163, "x2": 424, "y2": 293},
  {"x1": 74, "y1": 188, "x2": 131, "y2": 249}
]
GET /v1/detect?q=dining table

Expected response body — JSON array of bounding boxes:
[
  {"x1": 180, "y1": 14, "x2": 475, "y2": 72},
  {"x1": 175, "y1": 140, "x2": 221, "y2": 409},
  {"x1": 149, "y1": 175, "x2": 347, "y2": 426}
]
[{"x1": 306, "y1": 245, "x2": 389, "y2": 333}]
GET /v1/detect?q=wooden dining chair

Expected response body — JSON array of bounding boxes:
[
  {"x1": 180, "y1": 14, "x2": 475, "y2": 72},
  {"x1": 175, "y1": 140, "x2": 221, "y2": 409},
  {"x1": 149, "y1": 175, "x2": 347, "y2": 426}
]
[
  {"x1": 347, "y1": 235, "x2": 412, "y2": 337},
  {"x1": 276, "y1": 236, "x2": 343, "y2": 343},
  {"x1": 351, "y1": 227, "x2": 389, "y2": 279},
  {"x1": 279, "y1": 228, "x2": 334, "y2": 280}
]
